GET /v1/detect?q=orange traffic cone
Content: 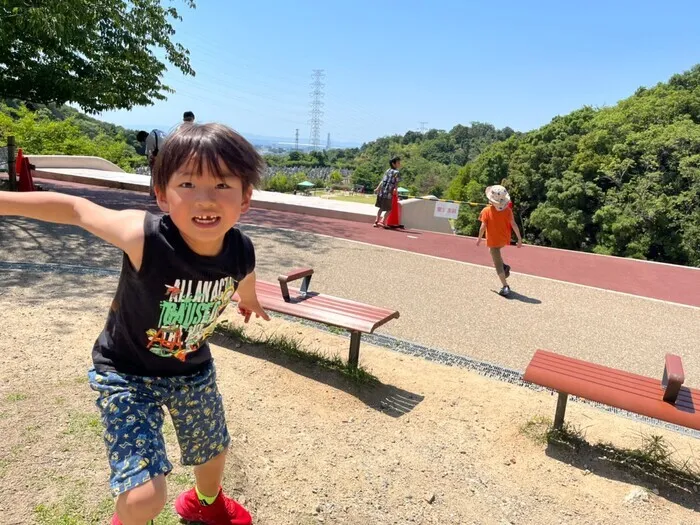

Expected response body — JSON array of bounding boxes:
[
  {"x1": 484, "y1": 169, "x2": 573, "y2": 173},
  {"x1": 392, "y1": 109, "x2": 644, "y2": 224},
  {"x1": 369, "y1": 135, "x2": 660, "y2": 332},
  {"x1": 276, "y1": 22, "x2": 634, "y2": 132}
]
[
  {"x1": 16, "y1": 148, "x2": 36, "y2": 192},
  {"x1": 384, "y1": 189, "x2": 403, "y2": 228}
]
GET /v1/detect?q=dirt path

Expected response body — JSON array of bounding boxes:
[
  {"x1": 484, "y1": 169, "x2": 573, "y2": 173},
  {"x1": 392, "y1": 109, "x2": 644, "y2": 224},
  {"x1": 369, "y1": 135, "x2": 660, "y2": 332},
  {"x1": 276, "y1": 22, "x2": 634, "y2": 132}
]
[{"x1": 0, "y1": 276, "x2": 697, "y2": 525}]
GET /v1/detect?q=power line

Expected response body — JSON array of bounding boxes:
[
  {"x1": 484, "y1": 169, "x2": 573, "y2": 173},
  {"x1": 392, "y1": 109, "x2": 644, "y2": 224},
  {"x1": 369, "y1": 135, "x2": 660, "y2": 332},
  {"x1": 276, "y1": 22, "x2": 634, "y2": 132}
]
[
  {"x1": 419, "y1": 121, "x2": 428, "y2": 133},
  {"x1": 309, "y1": 69, "x2": 325, "y2": 150}
]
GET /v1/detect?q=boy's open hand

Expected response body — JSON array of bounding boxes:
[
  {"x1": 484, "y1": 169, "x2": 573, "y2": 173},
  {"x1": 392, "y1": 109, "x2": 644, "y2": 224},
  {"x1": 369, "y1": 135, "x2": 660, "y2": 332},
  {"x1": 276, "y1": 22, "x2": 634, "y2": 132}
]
[
  {"x1": 237, "y1": 298, "x2": 270, "y2": 323},
  {"x1": 517, "y1": 240, "x2": 523, "y2": 248},
  {"x1": 476, "y1": 238, "x2": 482, "y2": 247}
]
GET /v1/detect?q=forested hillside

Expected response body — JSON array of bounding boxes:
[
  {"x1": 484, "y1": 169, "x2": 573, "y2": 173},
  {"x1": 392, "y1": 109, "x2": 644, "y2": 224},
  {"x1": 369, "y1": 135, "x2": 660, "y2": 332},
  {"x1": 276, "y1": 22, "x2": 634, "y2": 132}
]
[{"x1": 447, "y1": 65, "x2": 700, "y2": 266}]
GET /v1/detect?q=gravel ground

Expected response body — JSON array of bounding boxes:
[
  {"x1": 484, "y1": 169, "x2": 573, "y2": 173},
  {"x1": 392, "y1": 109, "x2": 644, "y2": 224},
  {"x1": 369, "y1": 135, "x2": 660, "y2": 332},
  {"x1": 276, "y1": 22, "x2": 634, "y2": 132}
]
[
  {"x1": 1, "y1": 283, "x2": 698, "y2": 525},
  {"x1": 2, "y1": 210, "x2": 700, "y2": 525}
]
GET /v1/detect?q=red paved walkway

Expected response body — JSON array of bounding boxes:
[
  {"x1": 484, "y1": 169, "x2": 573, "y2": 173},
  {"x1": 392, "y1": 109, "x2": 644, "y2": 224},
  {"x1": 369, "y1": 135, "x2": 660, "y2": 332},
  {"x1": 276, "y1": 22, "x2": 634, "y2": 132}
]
[
  {"x1": 24, "y1": 179, "x2": 700, "y2": 308},
  {"x1": 241, "y1": 208, "x2": 700, "y2": 308}
]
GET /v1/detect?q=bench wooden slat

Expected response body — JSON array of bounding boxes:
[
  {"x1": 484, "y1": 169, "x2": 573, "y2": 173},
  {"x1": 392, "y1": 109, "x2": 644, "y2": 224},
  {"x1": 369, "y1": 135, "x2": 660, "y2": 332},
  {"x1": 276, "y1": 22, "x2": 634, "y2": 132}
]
[
  {"x1": 531, "y1": 353, "x2": 669, "y2": 398},
  {"x1": 524, "y1": 350, "x2": 699, "y2": 431},
  {"x1": 259, "y1": 298, "x2": 380, "y2": 332},
  {"x1": 255, "y1": 292, "x2": 388, "y2": 324},
  {"x1": 234, "y1": 281, "x2": 399, "y2": 334},
  {"x1": 532, "y1": 351, "x2": 661, "y2": 387},
  {"x1": 527, "y1": 350, "x2": 700, "y2": 405},
  {"x1": 256, "y1": 281, "x2": 395, "y2": 320},
  {"x1": 254, "y1": 282, "x2": 397, "y2": 332},
  {"x1": 529, "y1": 351, "x2": 700, "y2": 405},
  {"x1": 528, "y1": 360, "x2": 697, "y2": 411},
  {"x1": 531, "y1": 351, "x2": 700, "y2": 403}
]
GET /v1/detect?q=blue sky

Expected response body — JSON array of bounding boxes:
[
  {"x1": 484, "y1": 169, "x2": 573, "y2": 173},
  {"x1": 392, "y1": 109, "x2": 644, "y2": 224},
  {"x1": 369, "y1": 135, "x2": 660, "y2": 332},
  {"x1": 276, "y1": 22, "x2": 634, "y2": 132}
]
[{"x1": 100, "y1": 0, "x2": 700, "y2": 145}]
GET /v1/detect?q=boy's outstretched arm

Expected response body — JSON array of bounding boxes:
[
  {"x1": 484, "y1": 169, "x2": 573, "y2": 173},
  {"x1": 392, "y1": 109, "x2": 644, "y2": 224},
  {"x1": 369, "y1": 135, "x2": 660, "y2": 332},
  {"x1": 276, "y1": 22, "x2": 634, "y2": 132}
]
[
  {"x1": 510, "y1": 216, "x2": 523, "y2": 248},
  {"x1": 476, "y1": 222, "x2": 486, "y2": 246},
  {"x1": 236, "y1": 271, "x2": 270, "y2": 323},
  {"x1": 1, "y1": 191, "x2": 146, "y2": 268}
]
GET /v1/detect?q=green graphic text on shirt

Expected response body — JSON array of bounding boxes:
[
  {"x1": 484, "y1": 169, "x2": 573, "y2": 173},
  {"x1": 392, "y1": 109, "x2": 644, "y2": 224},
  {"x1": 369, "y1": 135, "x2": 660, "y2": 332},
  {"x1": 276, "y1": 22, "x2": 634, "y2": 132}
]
[{"x1": 146, "y1": 277, "x2": 237, "y2": 361}]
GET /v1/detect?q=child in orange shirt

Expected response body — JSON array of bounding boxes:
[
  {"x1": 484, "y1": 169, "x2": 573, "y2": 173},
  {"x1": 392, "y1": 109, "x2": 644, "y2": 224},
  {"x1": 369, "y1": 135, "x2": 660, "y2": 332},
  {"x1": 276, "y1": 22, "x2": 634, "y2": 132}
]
[{"x1": 476, "y1": 185, "x2": 522, "y2": 296}]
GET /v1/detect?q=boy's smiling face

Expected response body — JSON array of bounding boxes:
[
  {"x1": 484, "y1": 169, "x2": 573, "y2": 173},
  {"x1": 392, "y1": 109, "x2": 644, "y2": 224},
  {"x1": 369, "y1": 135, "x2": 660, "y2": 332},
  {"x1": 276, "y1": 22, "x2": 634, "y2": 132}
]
[{"x1": 156, "y1": 157, "x2": 252, "y2": 256}]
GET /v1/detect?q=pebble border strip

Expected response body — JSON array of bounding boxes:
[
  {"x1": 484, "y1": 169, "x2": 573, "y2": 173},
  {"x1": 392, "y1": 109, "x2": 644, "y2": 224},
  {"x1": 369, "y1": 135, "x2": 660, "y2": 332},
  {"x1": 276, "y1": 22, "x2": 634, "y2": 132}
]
[{"x1": 1, "y1": 260, "x2": 697, "y2": 439}]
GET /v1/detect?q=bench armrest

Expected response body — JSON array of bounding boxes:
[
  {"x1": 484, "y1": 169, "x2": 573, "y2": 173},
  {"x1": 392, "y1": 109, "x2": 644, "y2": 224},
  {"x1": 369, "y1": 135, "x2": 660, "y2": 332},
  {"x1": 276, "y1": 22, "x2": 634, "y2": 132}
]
[
  {"x1": 277, "y1": 267, "x2": 314, "y2": 302},
  {"x1": 662, "y1": 353, "x2": 685, "y2": 403}
]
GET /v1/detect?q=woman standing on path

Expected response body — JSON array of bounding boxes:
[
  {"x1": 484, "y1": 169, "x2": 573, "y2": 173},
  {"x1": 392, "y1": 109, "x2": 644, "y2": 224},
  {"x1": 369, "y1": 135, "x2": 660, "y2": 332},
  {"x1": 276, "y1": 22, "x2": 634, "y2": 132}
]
[{"x1": 373, "y1": 156, "x2": 401, "y2": 227}]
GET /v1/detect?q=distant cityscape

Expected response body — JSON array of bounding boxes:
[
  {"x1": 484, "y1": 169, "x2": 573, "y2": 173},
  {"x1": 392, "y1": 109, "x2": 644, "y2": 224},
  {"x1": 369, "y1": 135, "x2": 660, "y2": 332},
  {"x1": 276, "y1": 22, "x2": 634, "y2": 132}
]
[
  {"x1": 245, "y1": 133, "x2": 361, "y2": 154},
  {"x1": 129, "y1": 125, "x2": 361, "y2": 154}
]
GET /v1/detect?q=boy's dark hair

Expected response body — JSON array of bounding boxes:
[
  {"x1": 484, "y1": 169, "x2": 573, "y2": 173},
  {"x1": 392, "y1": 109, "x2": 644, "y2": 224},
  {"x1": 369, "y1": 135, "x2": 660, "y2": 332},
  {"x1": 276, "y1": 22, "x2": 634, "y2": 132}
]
[
  {"x1": 152, "y1": 123, "x2": 264, "y2": 194},
  {"x1": 390, "y1": 155, "x2": 401, "y2": 168},
  {"x1": 183, "y1": 111, "x2": 195, "y2": 122},
  {"x1": 136, "y1": 130, "x2": 149, "y2": 142}
]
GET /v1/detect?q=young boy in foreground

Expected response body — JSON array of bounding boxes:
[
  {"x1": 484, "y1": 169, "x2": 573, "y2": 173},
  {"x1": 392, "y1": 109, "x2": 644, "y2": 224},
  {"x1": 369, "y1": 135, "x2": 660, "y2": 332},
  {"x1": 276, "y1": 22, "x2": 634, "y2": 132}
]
[{"x1": 1, "y1": 123, "x2": 269, "y2": 524}]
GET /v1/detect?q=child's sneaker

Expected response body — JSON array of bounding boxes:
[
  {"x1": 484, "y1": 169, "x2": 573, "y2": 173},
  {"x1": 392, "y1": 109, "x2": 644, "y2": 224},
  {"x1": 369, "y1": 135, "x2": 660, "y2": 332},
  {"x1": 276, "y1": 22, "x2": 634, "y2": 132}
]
[
  {"x1": 498, "y1": 286, "x2": 511, "y2": 297},
  {"x1": 175, "y1": 487, "x2": 252, "y2": 525},
  {"x1": 504, "y1": 264, "x2": 511, "y2": 279}
]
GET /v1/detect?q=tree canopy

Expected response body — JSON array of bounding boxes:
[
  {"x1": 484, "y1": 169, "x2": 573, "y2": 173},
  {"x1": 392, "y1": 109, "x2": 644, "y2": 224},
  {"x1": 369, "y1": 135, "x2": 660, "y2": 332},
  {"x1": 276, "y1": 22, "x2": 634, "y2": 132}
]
[
  {"x1": 447, "y1": 65, "x2": 700, "y2": 266},
  {"x1": 0, "y1": 0, "x2": 195, "y2": 113},
  {"x1": 1, "y1": 99, "x2": 145, "y2": 170}
]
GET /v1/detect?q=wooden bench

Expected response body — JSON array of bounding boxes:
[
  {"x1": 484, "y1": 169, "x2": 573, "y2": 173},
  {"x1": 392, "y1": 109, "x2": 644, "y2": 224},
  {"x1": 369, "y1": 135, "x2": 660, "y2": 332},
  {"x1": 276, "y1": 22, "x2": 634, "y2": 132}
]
[
  {"x1": 236, "y1": 268, "x2": 399, "y2": 368},
  {"x1": 523, "y1": 350, "x2": 699, "y2": 431}
]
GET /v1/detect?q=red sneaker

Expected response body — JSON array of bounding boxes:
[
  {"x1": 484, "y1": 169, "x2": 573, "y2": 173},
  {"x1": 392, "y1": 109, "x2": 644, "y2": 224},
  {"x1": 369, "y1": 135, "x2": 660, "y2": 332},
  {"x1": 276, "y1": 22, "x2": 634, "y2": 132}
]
[{"x1": 175, "y1": 487, "x2": 252, "y2": 525}]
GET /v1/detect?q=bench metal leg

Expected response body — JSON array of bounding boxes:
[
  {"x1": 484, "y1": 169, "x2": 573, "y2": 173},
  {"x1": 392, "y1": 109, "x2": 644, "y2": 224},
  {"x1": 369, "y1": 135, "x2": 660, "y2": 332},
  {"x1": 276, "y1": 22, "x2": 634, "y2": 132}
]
[
  {"x1": 553, "y1": 392, "x2": 568, "y2": 429},
  {"x1": 348, "y1": 331, "x2": 361, "y2": 369}
]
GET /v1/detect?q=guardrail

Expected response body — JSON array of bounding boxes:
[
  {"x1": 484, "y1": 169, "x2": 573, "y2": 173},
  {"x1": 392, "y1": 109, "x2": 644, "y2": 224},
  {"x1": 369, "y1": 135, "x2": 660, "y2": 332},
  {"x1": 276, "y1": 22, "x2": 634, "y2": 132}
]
[{"x1": 402, "y1": 194, "x2": 486, "y2": 207}]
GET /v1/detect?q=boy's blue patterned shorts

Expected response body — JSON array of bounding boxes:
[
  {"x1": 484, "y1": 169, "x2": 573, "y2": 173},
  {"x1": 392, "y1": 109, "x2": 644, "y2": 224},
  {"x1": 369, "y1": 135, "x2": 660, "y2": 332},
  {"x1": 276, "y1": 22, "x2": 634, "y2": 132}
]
[{"x1": 88, "y1": 363, "x2": 230, "y2": 497}]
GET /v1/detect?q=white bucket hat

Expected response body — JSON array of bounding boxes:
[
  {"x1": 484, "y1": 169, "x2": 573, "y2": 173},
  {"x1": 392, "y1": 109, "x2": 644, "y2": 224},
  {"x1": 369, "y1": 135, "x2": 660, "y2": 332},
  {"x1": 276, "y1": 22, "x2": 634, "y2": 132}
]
[{"x1": 485, "y1": 185, "x2": 511, "y2": 211}]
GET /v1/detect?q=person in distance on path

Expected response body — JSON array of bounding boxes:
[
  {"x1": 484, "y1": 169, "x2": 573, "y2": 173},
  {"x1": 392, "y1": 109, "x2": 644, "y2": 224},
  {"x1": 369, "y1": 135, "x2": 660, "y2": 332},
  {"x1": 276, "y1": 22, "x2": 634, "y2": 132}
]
[
  {"x1": 476, "y1": 184, "x2": 522, "y2": 296},
  {"x1": 373, "y1": 155, "x2": 401, "y2": 227}
]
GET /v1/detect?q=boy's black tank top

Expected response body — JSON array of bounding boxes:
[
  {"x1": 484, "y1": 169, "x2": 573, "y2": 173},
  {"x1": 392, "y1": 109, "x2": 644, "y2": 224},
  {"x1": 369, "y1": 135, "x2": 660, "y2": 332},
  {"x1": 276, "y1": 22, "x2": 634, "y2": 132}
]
[{"x1": 92, "y1": 212, "x2": 255, "y2": 377}]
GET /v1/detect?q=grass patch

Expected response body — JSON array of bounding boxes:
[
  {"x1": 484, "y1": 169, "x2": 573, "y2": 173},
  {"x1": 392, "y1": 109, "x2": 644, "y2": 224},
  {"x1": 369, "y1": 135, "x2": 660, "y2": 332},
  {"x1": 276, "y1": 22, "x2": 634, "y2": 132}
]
[
  {"x1": 328, "y1": 194, "x2": 376, "y2": 204},
  {"x1": 217, "y1": 321, "x2": 378, "y2": 385},
  {"x1": 0, "y1": 458, "x2": 9, "y2": 478},
  {"x1": 35, "y1": 494, "x2": 113, "y2": 525},
  {"x1": 34, "y1": 490, "x2": 187, "y2": 524},
  {"x1": 520, "y1": 415, "x2": 553, "y2": 445},
  {"x1": 325, "y1": 325, "x2": 346, "y2": 336},
  {"x1": 171, "y1": 471, "x2": 194, "y2": 487},
  {"x1": 522, "y1": 415, "x2": 700, "y2": 489},
  {"x1": 6, "y1": 392, "x2": 27, "y2": 402},
  {"x1": 591, "y1": 433, "x2": 700, "y2": 488},
  {"x1": 65, "y1": 412, "x2": 102, "y2": 438}
]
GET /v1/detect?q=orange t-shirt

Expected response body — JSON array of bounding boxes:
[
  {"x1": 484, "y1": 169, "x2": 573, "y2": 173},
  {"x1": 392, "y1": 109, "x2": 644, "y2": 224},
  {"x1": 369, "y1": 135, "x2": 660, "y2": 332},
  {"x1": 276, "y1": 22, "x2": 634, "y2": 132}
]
[{"x1": 479, "y1": 205, "x2": 513, "y2": 248}]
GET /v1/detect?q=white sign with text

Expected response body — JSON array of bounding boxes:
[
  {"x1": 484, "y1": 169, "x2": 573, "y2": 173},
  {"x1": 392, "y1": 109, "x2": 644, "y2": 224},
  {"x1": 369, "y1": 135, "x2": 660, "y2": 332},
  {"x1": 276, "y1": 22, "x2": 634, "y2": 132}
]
[{"x1": 434, "y1": 201, "x2": 460, "y2": 219}]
